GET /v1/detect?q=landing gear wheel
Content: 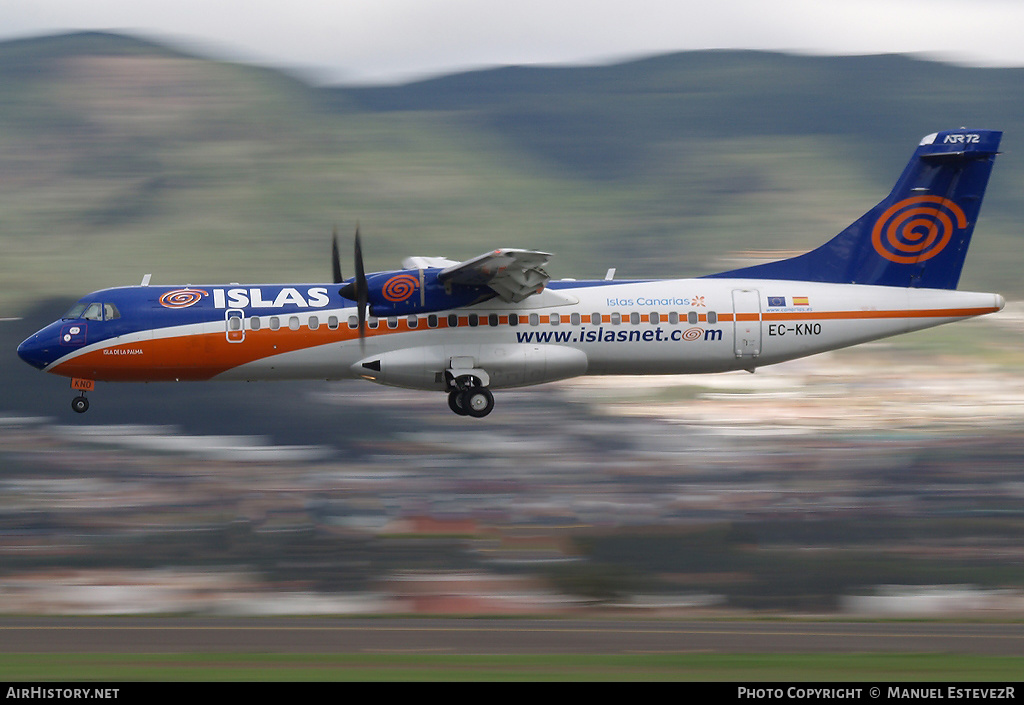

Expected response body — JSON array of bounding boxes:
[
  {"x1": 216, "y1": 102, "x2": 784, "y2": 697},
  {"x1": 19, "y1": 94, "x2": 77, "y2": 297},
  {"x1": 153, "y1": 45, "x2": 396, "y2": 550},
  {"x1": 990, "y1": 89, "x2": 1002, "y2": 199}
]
[
  {"x1": 462, "y1": 388, "x2": 494, "y2": 418},
  {"x1": 448, "y1": 389, "x2": 469, "y2": 416},
  {"x1": 71, "y1": 395, "x2": 90, "y2": 414}
]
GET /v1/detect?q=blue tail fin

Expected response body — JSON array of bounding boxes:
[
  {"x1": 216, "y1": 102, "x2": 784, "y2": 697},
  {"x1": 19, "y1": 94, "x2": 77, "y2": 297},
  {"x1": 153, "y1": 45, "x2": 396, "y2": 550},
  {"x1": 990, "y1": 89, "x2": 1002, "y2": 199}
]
[{"x1": 708, "y1": 129, "x2": 1002, "y2": 289}]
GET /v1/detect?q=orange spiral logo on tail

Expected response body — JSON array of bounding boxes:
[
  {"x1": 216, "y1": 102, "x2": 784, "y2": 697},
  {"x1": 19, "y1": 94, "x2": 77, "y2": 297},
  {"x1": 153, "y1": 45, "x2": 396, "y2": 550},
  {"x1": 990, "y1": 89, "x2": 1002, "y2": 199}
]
[
  {"x1": 381, "y1": 274, "x2": 419, "y2": 302},
  {"x1": 871, "y1": 196, "x2": 967, "y2": 264}
]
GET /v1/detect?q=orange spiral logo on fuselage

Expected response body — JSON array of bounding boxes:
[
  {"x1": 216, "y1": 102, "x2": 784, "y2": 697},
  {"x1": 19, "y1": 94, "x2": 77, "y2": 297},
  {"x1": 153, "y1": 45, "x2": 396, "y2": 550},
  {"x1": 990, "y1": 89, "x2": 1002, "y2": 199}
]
[
  {"x1": 871, "y1": 196, "x2": 967, "y2": 264},
  {"x1": 381, "y1": 274, "x2": 419, "y2": 302},
  {"x1": 158, "y1": 289, "x2": 208, "y2": 309},
  {"x1": 681, "y1": 327, "x2": 704, "y2": 341}
]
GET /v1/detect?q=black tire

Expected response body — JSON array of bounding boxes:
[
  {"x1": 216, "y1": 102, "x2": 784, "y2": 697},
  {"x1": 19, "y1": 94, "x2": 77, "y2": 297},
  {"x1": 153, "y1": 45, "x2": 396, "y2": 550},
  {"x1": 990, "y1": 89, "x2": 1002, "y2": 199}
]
[
  {"x1": 71, "y1": 396, "x2": 89, "y2": 414},
  {"x1": 463, "y1": 388, "x2": 494, "y2": 418},
  {"x1": 448, "y1": 389, "x2": 469, "y2": 416}
]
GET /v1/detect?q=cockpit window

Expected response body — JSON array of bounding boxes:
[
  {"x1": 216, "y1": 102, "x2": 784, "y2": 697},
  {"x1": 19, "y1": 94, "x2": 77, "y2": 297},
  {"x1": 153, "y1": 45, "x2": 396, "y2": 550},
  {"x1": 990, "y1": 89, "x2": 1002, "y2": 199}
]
[
  {"x1": 62, "y1": 303, "x2": 88, "y2": 320},
  {"x1": 62, "y1": 302, "x2": 120, "y2": 321}
]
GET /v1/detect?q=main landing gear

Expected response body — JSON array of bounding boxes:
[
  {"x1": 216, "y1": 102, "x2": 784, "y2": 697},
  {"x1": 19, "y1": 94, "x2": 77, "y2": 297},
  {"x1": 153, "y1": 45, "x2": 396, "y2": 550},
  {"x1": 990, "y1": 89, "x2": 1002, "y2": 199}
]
[
  {"x1": 448, "y1": 386, "x2": 495, "y2": 418},
  {"x1": 445, "y1": 370, "x2": 495, "y2": 418}
]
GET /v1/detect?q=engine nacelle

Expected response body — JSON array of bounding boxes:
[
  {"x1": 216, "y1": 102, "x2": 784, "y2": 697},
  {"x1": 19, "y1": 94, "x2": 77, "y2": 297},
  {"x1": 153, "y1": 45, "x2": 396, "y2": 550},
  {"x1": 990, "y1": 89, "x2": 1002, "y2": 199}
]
[
  {"x1": 353, "y1": 344, "x2": 589, "y2": 391},
  {"x1": 355, "y1": 269, "x2": 495, "y2": 317}
]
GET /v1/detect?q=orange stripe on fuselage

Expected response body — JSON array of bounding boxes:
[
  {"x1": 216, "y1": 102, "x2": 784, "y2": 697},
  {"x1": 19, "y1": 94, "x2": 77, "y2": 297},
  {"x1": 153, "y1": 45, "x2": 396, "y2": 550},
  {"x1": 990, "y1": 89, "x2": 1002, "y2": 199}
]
[{"x1": 50, "y1": 320, "x2": 418, "y2": 382}]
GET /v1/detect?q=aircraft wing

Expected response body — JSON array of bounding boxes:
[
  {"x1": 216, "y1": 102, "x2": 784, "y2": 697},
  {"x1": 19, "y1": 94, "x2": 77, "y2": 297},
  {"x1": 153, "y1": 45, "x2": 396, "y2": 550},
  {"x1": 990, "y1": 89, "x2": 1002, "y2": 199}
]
[
  {"x1": 404, "y1": 249, "x2": 552, "y2": 303},
  {"x1": 401, "y1": 256, "x2": 460, "y2": 270}
]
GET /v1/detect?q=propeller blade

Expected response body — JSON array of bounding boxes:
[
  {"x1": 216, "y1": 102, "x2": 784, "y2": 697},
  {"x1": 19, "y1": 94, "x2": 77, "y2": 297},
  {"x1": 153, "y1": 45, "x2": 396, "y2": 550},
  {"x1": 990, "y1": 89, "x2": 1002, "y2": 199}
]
[
  {"x1": 338, "y1": 225, "x2": 364, "y2": 301},
  {"x1": 336, "y1": 225, "x2": 369, "y2": 349},
  {"x1": 354, "y1": 226, "x2": 365, "y2": 285},
  {"x1": 354, "y1": 226, "x2": 367, "y2": 348},
  {"x1": 331, "y1": 226, "x2": 343, "y2": 284}
]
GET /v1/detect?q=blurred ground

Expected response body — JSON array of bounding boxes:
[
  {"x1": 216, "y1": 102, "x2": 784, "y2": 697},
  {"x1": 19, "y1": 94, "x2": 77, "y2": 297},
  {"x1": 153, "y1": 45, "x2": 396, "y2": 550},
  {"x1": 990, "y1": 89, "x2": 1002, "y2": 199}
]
[{"x1": 2, "y1": 618, "x2": 1023, "y2": 656}]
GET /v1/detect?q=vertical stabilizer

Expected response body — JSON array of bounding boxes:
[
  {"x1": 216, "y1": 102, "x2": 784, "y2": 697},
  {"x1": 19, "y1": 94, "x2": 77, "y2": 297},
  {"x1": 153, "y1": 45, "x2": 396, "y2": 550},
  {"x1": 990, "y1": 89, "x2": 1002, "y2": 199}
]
[{"x1": 709, "y1": 129, "x2": 1001, "y2": 289}]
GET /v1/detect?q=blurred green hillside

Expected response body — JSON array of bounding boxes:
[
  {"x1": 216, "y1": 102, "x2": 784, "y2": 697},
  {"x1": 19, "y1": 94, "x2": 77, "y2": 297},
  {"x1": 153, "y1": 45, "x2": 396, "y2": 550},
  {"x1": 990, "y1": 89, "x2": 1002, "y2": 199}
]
[{"x1": 3, "y1": 32, "x2": 1024, "y2": 315}]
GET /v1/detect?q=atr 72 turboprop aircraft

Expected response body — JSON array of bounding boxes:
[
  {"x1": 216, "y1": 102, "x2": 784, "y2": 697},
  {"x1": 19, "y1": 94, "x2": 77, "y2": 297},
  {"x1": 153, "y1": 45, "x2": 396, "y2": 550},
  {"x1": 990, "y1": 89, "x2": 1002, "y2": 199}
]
[{"x1": 17, "y1": 128, "x2": 1006, "y2": 418}]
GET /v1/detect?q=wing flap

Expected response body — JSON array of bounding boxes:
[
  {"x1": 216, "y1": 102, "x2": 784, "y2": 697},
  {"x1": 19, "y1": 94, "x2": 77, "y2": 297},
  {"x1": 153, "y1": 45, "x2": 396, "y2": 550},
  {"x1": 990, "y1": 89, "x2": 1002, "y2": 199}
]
[{"x1": 438, "y1": 249, "x2": 552, "y2": 302}]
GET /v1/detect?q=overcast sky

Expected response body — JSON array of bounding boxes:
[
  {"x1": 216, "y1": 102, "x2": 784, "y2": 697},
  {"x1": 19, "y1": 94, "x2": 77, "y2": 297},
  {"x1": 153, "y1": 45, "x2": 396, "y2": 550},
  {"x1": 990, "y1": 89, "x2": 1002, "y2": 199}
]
[{"x1": 5, "y1": 0, "x2": 1024, "y2": 85}]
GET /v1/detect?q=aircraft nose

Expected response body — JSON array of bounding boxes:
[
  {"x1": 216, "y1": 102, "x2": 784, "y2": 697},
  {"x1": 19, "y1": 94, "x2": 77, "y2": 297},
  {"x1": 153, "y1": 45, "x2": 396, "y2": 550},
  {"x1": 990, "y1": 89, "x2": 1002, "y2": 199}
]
[{"x1": 17, "y1": 333, "x2": 51, "y2": 371}]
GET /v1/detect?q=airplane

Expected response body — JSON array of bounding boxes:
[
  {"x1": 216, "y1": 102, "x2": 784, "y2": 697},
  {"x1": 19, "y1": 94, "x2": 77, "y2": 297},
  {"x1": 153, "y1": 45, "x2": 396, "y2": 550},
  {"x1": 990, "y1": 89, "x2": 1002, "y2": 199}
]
[{"x1": 17, "y1": 128, "x2": 1006, "y2": 418}]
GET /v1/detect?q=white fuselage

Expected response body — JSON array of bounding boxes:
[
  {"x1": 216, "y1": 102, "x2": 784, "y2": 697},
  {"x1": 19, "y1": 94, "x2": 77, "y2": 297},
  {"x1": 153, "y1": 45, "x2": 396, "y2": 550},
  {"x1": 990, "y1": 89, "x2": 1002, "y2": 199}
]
[{"x1": 212, "y1": 278, "x2": 1003, "y2": 389}]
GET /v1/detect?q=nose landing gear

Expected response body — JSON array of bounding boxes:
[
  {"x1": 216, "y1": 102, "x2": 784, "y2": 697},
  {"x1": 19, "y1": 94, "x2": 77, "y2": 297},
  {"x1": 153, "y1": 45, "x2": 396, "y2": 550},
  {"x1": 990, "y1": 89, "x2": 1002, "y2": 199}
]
[{"x1": 70, "y1": 378, "x2": 94, "y2": 414}]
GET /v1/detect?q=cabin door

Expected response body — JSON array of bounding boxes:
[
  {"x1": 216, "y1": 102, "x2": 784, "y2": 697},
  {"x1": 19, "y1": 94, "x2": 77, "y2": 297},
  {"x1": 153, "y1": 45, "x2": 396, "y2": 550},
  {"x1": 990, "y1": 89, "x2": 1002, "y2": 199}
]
[
  {"x1": 225, "y1": 309, "x2": 245, "y2": 343},
  {"x1": 731, "y1": 289, "x2": 761, "y2": 358}
]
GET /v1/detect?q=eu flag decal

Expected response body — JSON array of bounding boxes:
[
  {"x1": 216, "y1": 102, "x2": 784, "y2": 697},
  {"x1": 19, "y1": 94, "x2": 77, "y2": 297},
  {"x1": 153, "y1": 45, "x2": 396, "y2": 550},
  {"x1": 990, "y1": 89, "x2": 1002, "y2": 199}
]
[{"x1": 767, "y1": 296, "x2": 786, "y2": 307}]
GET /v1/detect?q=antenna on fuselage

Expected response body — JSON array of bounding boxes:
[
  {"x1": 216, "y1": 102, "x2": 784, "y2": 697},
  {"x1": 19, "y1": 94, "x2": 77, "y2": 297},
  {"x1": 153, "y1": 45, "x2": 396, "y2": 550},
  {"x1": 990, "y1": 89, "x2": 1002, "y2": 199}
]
[{"x1": 140, "y1": 274, "x2": 152, "y2": 286}]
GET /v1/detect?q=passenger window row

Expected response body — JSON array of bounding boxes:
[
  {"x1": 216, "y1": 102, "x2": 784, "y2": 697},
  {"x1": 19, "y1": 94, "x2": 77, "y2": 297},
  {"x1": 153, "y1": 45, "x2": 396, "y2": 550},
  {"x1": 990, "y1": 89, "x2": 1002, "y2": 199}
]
[{"x1": 243, "y1": 310, "x2": 720, "y2": 332}]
